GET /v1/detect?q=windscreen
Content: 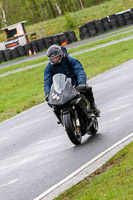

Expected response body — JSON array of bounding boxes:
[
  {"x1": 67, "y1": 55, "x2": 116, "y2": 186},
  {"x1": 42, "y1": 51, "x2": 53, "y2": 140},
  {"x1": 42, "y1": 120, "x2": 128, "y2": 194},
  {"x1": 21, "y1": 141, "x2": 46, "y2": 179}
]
[{"x1": 53, "y1": 74, "x2": 67, "y2": 94}]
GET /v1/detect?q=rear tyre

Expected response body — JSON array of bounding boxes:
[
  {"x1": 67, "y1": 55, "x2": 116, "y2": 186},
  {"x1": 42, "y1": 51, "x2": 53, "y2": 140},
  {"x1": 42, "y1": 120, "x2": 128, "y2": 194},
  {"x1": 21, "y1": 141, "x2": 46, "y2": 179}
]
[
  {"x1": 90, "y1": 117, "x2": 98, "y2": 135},
  {"x1": 63, "y1": 113, "x2": 82, "y2": 145}
]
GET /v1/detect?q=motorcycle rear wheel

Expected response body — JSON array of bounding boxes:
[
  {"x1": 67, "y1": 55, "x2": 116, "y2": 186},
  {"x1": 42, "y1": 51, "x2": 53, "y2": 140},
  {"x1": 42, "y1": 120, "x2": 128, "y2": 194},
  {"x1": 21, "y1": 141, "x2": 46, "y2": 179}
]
[{"x1": 63, "y1": 113, "x2": 82, "y2": 145}]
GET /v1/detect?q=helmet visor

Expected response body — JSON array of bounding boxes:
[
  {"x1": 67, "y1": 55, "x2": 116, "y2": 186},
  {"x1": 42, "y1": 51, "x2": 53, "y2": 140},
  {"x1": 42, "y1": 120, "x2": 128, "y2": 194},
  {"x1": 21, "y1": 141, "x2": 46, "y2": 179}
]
[{"x1": 49, "y1": 55, "x2": 62, "y2": 65}]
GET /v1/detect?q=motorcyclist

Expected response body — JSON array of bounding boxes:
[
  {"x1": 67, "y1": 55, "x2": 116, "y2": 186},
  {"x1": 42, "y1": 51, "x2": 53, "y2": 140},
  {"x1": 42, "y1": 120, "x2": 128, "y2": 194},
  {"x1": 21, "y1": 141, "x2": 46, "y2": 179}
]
[{"x1": 44, "y1": 44, "x2": 100, "y2": 116}]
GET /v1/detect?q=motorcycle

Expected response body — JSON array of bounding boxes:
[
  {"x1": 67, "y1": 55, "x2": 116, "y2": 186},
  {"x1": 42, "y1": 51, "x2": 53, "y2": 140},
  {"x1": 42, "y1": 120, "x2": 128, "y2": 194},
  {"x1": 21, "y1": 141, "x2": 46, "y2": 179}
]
[{"x1": 48, "y1": 73, "x2": 99, "y2": 145}]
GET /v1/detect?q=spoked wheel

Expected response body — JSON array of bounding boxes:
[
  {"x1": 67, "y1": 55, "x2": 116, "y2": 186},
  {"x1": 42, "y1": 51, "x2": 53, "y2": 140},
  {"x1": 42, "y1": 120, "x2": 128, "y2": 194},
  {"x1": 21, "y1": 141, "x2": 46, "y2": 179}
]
[
  {"x1": 90, "y1": 117, "x2": 98, "y2": 135},
  {"x1": 63, "y1": 113, "x2": 82, "y2": 145}
]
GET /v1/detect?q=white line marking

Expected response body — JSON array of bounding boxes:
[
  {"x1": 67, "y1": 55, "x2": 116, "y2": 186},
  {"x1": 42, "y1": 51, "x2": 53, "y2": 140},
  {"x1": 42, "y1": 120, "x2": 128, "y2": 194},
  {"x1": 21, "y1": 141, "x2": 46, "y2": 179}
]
[
  {"x1": 38, "y1": 135, "x2": 66, "y2": 144},
  {"x1": 117, "y1": 95, "x2": 133, "y2": 100},
  {"x1": 0, "y1": 179, "x2": 18, "y2": 188},
  {"x1": 101, "y1": 117, "x2": 121, "y2": 125},
  {"x1": 0, "y1": 137, "x2": 9, "y2": 141},
  {"x1": 34, "y1": 132, "x2": 133, "y2": 200},
  {"x1": 0, "y1": 145, "x2": 73, "y2": 164},
  {"x1": 0, "y1": 156, "x2": 40, "y2": 171},
  {"x1": 102, "y1": 104, "x2": 132, "y2": 115}
]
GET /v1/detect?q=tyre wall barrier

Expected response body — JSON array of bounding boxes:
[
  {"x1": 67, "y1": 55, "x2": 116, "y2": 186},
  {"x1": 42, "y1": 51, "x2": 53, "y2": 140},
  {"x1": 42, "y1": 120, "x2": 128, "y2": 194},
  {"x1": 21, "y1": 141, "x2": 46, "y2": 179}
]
[
  {"x1": 79, "y1": 8, "x2": 133, "y2": 40},
  {"x1": 0, "y1": 31, "x2": 77, "y2": 64}
]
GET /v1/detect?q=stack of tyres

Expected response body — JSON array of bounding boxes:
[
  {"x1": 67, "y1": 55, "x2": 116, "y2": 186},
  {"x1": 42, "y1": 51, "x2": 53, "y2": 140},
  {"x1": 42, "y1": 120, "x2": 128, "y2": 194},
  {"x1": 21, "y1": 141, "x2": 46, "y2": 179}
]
[
  {"x1": 16, "y1": 46, "x2": 26, "y2": 57},
  {"x1": 44, "y1": 36, "x2": 53, "y2": 48},
  {"x1": 11, "y1": 48, "x2": 19, "y2": 59},
  {"x1": 86, "y1": 21, "x2": 97, "y2": 36},
  {"x1": 131, "y1": 8, "x2": 133, "y2": 19},
  {"x1": 52, "y1": 35, "x2": 60, "y2": 46},
  {"x1": 123, "y1": 11, "x2": 133, "y2": 25},
  {"x1": 24, "y1": 43, "x2": 32, "y2": 55},
  {"x1": 94, "y1": 20, "x2": 105, "y2": 33},
  {"x1": 58, "y1": 33, "x2": 67, "y2": 45},
  {"x1": 0, "y1": 50, "x2": 6, "y2": 63},
  {"x1": 109, "y1": 14, "x2": 118, "y2": 28},
  {"x1": 31, "y1": 40, "x2": 39, "y2": 53},
  {"x1": 116, "y1": 13, "x2": 125, "y2": 27},
  {"x1": 37, "y1": 39, "x2": 46, "y2": 51},
  {"x1": 4, "y1": 49, "x2": 12, "y2": 61},
  {"x1": 66, "y1": 31, "x2": 77, "y2": 43},
  {"x1": 79, "y1": 24, "x2": 90, "y2": 39},
  {"x1": 101, "y1": 17, "x2": 110, "y2": 31}
]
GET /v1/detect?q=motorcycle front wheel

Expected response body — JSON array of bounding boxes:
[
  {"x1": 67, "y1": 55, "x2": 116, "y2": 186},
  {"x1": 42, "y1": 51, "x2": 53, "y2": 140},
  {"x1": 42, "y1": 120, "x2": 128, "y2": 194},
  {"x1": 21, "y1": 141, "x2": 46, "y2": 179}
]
[{"x1": 63, "y1": 113, "x2": 82, "y2": 145}]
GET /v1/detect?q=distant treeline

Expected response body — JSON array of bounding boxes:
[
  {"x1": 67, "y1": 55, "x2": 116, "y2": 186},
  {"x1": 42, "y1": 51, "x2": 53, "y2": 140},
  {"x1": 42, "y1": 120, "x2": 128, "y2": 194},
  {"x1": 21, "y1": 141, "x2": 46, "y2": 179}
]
[{"x1": 0, "y1": 0, "x2": 110, "y2": 29}]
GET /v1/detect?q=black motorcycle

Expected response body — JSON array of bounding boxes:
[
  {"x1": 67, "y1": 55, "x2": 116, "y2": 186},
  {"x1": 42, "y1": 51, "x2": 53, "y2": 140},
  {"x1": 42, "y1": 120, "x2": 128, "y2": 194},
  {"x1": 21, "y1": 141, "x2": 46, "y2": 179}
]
[{"x1": 48, "y1": 73, "x2": 99, "y2": 145}]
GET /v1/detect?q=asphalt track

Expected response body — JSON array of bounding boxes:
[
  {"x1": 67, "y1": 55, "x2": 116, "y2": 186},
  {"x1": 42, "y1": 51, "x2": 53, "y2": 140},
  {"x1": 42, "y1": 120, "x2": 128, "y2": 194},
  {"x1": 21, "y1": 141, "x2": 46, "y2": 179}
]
[{"x1": 0, "y1": 59, "x2": 133, "y2": 200}]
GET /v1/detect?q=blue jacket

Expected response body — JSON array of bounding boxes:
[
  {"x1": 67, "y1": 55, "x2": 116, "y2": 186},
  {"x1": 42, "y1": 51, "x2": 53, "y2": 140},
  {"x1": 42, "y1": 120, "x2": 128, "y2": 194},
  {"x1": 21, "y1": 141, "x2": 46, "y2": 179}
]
[{"x1": 44, "y1": 54, "x2": 87, "y2": 96}]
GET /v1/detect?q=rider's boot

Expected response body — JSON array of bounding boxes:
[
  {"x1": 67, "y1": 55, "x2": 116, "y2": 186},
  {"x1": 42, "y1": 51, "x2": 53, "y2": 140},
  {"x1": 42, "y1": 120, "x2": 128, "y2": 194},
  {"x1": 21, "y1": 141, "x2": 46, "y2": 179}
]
[{"x1": 91, "y1": 102, "x2": 100, "y2": 116}]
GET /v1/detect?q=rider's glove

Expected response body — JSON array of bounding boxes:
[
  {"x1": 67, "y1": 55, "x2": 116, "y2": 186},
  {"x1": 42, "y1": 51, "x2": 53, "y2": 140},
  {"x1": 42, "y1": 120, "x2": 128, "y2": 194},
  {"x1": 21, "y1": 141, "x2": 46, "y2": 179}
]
[
  {"x1": 45, "y1": 93, "x2": 50, "y2": 102},
  {"x1": 76, "y1": 84, "x2": 86, "y2": 92}
]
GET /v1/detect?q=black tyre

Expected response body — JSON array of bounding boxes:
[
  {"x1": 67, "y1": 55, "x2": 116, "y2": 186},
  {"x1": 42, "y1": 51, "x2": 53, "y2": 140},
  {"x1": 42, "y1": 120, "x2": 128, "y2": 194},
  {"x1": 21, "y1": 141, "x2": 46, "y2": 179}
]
[
  {"x1": 63, "y1": 113, "x2": 82, "y2": 145},
  {"x1": 0, "y1": 51, "x2": 6, "y2": 63},
  {"x1": 24, "y1": 43, "x2": 32, "y2": 55},
  {"x1": 116, "y1": 14, "x2": 126, "y2": 27},
  {"x1": 109, "y1": 14, "x2": 118, "y2": 29},
  {"x1": 43, "y1": 36, "x2": 53, "y2": 48},
  {"x1": 94, "y1": 20, "x2": 105, "y2": 33},
  {"x1": 37, "y1": 39, "x2": 46, "y2": 51},
  {"x1": 58, "y1": 33, "x2": 67, "y2": 45},
  {"x1": 90, "y1": 117, "x2": 98, "y2": 135},
  {"x1": 79, "y1": 24, "x2": 90, "y2": 39},
  {"x1": 16, "y1": 46, "x2": 26, "y2": 57},
  {"x1": 123, "y1": 11, "x2": 133, "y2": 25},
  {"x1": 31, "y1": 40, "x2": 39, "y2": 53},
  {"x1": 86, "y1": 21, "x2": 97, "y2": 36},
  {"x1": 11, "y1": 48, "x2": 19, "y2": 59},
  {"x1": 66, "y1": 31, "x2": 77, "y2": 43},
  {"x1": 4, "y1": 49, "x2": 12, "y2": 61},
  {"x1": 52, "y1": 35, "x2": 60, "y2": 45}
]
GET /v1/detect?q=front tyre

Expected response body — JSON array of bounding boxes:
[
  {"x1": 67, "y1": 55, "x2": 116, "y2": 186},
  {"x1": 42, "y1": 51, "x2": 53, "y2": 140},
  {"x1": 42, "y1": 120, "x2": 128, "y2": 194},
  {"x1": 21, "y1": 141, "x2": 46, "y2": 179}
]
[{"x1": 63, "y1": 113, "x2": 82, "y2": 145}]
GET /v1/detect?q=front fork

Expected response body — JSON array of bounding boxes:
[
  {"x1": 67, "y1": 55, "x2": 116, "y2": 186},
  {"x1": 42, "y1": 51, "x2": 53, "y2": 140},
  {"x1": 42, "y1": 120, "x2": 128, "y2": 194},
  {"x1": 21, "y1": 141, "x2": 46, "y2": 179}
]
[{"x1": 60, "y1": 106, "x2": 80, "y2": 128}]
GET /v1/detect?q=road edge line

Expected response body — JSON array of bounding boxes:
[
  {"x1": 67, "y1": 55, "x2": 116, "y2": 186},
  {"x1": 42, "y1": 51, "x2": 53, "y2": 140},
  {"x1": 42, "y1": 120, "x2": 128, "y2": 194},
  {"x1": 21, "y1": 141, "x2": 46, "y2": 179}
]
[{"x1": 34, "y1": 132, "x2": 133, "y2": 200}]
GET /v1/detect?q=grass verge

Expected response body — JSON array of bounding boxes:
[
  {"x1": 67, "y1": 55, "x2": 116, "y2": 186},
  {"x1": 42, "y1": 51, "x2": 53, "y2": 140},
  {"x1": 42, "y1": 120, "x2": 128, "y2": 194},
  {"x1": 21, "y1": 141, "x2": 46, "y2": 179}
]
[
  {"x1": 54, "y1": 141, "x2": 133, "y2": 200},
  {"x1": 1, "y1": 38, "x2": 133, "y2": 122}
]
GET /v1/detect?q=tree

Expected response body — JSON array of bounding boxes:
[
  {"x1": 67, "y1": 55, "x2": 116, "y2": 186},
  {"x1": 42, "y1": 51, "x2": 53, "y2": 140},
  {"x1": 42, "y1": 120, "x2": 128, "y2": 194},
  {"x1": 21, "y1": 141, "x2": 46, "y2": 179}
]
[
  {"x1": 55, "y1": 0, "x2": 62, "y2": 16},
  {"x1": 0, "y1": 2, "x2": 7, "y2": 27}
]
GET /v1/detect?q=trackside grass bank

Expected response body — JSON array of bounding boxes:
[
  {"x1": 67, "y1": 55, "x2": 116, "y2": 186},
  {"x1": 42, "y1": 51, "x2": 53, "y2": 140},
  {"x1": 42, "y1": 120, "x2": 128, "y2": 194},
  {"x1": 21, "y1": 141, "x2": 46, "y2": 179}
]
[
  {"x1": 1, "y1": 38, "x2": 133, "y2": 122},
  {"x1": 0, "y1": 0, "x2": 133, "y2": 42},
  {"x1": 54, "y1": 142, "x2": 133, "y2": 200}
]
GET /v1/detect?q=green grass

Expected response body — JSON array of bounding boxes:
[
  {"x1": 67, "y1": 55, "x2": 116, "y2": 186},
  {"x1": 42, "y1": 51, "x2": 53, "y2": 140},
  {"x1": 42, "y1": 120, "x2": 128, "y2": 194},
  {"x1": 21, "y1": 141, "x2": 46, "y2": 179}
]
[
  {"x1": 54, "y1": 142, "x2": 133, "y2": 200},
  {"x1": 0, "y1": 65, "x2": 45, "y2": 121},
  {"x1": 0, "y1": 0, "x2": 133, "y2": 41},
  {"x1": 0, "y1": 28, "x2": 133, "y2": 76},
  {"x1": 1, "y1": 38, "x2": 133, "y2": 121}
]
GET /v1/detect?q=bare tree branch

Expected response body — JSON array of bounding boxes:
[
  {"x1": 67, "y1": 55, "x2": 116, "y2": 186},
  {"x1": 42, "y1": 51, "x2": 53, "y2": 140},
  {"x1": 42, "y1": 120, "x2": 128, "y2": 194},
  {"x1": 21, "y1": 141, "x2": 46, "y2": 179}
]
[
  {"x1": 0, "y1": 3, "x2": 7, "y2": 26},
  {"x1": 55, "y1": 0, "x2": 62, "y2": 16}
]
